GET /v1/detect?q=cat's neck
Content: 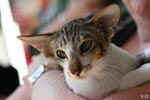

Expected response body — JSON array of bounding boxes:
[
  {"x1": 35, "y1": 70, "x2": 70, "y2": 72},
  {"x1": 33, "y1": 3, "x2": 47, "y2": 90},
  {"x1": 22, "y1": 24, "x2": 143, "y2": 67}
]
[{"x1": 102, "y1": 43, "x2": 139, "y2": 74}]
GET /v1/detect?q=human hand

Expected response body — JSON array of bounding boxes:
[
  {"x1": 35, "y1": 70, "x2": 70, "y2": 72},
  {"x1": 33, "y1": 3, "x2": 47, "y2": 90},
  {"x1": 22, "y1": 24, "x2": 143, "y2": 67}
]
[
  {"x1": 32, "y1": 70, "x2": 87, "y2": 100},
  {"x1": 123, "y1": 0, "x2": 150, "y2": 24},
  {"x1": 32, "y1": 70, "x2": 150, "y2": 100},
  {"x1": 104, "y1": 82, "x2": 150, "y2": 100},
  {"x1": 42, "y1": 0, "x2": 105, "y2": 33},
  {"x1": 123, "y1": 0, "x2": 150, "y2": 44}
]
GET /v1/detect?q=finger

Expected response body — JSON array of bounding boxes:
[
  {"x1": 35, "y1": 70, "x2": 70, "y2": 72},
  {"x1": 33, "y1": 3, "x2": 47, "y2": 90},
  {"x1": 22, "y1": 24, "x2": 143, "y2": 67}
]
[
  {"x1": 122, "y1": 0, "x2": 132, "y2": 9},
  {"x1": 123, "y1": 0, "x2": 150, "y2": 17}
]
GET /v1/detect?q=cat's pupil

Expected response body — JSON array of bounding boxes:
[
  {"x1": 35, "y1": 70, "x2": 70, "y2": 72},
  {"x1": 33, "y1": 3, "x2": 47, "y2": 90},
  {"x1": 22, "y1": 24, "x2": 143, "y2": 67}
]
[
  {"x1": 80, "y1": 40, "x2": 93, "y2": 53},
  {"x1": 56, "y1": 50, "x2": 67, "y2": 59}
]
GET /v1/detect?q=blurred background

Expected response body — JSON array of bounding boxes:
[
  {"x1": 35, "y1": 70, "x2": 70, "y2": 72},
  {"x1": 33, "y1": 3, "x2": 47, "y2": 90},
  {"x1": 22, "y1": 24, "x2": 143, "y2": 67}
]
[{"x1": 0, "y1": 0, "x2": 136, "y2": 99}]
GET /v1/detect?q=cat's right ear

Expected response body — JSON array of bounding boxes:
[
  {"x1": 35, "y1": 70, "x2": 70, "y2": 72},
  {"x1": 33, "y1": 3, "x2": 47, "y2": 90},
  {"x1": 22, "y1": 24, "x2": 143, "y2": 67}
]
[
  {"x1": 88, "y1": 4, "x2": 120, "y2": 39},
  {"x1": 18, "y1": 32, "x2": 57, "y2": 57}
]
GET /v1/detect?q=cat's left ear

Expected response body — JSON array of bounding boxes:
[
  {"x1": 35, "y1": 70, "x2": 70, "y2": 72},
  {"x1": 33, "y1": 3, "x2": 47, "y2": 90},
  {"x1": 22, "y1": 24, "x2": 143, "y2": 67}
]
[
  {"x1": 88, "y1": 4, "x2": 120, "y2": 39},
  {"x1": 18, "y1": 32, "x2": 57, "y2": 57}
]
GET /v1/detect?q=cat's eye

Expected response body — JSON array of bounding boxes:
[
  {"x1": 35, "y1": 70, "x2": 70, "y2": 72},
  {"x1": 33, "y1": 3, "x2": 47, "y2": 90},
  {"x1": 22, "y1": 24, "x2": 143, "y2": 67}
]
[
  {"x1": 56, "y1": 50, "x2": 67, "y2": 59},
  {"x1": 80, "y1": 40, "x2": 93, "y2": 53}
]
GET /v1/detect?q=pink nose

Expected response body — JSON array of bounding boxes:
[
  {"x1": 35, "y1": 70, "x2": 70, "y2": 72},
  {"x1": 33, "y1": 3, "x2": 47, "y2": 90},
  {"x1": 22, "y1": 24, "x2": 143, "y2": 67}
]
[{"x1": 70, "y1": 66, "x2": 82, "y2": 76}]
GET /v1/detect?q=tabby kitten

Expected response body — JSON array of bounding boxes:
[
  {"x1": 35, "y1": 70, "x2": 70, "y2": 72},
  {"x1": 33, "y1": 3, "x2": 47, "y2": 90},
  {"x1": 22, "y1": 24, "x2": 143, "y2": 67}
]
[{"x1": 18, "y1": 4, "x2": 150, "y2": 100}]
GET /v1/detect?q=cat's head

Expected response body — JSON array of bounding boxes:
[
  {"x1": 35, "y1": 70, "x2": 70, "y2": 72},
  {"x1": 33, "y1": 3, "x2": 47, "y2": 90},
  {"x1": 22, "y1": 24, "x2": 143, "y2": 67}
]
[{"x1": 18, "y1": 4, "x2": 120, "y2": 79}]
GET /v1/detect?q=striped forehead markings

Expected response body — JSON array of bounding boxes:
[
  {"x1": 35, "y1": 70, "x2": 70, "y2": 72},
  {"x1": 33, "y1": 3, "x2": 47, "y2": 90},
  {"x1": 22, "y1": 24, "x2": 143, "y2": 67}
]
[{"x1": 61, "y1": 23, "x2": 80, "y2": 43}]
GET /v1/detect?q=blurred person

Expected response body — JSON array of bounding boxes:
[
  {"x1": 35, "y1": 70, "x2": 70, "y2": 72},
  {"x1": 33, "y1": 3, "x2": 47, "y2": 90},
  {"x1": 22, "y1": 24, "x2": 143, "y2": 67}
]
[{"x1": 7, "y1": 0, "x2": 150, "y2": 100}]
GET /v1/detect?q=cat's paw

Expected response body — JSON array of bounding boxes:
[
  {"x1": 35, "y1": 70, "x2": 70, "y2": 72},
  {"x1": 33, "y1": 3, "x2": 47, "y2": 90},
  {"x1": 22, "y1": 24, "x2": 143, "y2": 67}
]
[{"x1": 120, "y1": 63, "x2": 150, "y2": 89}]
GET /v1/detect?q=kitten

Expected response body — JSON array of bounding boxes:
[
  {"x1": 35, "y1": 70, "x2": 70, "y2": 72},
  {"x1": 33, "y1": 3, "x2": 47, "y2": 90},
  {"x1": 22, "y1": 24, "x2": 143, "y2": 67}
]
[{"x1": 18, "y1": 4, "x2": 150, "y2": 100}]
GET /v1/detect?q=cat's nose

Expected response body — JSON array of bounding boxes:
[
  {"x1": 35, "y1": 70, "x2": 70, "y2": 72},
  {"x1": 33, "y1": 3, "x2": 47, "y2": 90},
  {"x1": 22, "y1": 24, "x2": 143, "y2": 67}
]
[
  {"x1": 69, "y1": 62, "x2": 82, "y2": 76},
  {"x1": 69, "y1": 56, "x2": 82, "y2": 76},
  {"x1": 70, "y1": 66, "x2": 82, "y2": 76}
]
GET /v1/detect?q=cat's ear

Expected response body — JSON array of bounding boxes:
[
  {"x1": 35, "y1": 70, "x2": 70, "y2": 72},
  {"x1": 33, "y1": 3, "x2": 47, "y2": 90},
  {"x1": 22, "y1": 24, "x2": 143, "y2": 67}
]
[
  {"x1": 18, "y1": 32, "x2": 57, "y2": 57},
  {"x1": 88, "y1": 4, "x2": 120, "y2": 39}
]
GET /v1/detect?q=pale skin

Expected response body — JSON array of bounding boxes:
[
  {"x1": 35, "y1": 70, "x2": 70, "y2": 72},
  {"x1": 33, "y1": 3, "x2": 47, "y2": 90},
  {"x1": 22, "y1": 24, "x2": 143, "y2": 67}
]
[
  {"x1": 7, "y1": 0, "x2": 150, "y2": 100},
  {"x1": 123, "y1": 0, "x2": 150, "y2": 52}
]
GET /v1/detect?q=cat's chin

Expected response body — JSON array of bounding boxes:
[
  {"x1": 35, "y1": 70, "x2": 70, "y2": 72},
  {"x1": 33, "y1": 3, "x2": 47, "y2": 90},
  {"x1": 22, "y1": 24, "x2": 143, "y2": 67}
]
[{"x1": 66, "y1": 71, "x2": 86, "y2": 80}]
